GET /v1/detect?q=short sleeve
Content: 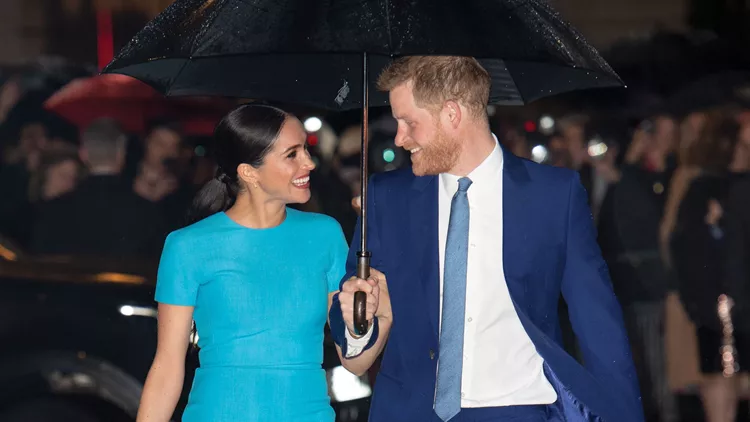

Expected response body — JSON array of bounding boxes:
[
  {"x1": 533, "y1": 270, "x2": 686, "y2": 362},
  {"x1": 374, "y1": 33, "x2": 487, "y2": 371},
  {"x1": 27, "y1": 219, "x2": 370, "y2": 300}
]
[
  {"x1": 154, "y1": 232, "x2": 200, "y2": 306},
  {"x1": 326, "y1": 222, "x2": 349, "y2": 293}
]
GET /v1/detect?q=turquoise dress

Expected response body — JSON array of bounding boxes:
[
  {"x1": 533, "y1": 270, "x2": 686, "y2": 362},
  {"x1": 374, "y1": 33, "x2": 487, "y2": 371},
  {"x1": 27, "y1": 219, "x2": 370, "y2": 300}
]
[{"x1": 155, "y1": 208, "x2": 348, "y2": 421}]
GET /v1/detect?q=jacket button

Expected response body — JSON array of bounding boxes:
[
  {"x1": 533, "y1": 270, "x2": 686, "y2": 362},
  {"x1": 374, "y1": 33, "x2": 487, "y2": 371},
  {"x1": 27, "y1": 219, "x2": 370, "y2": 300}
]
[{"x1": 430, "y1": 350, "x2": 435, "y2": 360}]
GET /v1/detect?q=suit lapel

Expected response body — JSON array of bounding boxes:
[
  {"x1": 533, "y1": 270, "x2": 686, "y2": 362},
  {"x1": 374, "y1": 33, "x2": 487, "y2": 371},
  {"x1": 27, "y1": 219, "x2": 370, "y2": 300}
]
[
  {"x1": 502, "y1": 149, "x2": 532, "y2": 308},
  {"x1": 410, "y1": 175, "x2": 441, "y2": 338}
]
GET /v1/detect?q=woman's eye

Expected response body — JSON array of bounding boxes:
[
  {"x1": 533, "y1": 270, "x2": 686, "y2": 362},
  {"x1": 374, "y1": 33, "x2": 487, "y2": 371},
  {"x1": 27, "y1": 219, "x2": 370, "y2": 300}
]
[{"x1": 288, "y1": 151, "x2": 297, "y2": 159}]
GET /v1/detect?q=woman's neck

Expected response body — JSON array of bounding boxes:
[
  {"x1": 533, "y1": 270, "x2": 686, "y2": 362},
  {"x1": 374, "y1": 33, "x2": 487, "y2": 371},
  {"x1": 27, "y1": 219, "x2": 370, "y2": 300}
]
[{"x1": 226, "y1": 191, "x2": 286, "y2": 229}]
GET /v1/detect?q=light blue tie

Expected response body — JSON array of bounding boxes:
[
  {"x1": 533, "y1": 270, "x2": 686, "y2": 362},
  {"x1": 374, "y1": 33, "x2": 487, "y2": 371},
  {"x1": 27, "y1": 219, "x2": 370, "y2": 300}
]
[{"x1": 434, "y1": 177, "x2": 472, "y2": 422}]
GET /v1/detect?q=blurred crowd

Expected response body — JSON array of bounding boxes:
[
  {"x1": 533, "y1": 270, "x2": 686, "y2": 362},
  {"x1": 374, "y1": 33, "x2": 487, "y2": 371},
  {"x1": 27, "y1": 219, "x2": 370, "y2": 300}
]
[
  {"x1": 3, "y1": 62, "x2": 750, "y2": 422},
  {"x1": 504, "y1": 104, "x2": 750, "y2": 422},
  {"x1": 0, "y1": 72, "x2": 364, "y2": 261}
]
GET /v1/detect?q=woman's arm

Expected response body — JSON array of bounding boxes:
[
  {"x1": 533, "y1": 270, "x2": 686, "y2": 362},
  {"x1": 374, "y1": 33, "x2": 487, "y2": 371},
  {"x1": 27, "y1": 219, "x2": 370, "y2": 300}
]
[{"x1": 136, "y1": 303, "x2": 194, "y2": 422}]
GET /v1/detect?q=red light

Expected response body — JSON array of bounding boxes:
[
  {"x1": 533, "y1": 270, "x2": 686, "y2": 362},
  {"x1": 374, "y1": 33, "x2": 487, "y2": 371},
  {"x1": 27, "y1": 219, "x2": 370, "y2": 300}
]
[
  {"x1": 524, "y1": 121, "x2": 537, "y2": 132},
  {"x1": 96, "y1": 10, "x2": 114, "y2": 71},
  {"x1": 307, "y1": 133, "x2": 319, "y2": 146}
]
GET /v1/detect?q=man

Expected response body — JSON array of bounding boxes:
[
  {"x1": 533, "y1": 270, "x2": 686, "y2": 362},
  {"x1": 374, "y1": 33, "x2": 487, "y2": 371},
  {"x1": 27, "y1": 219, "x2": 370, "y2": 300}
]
[
  {"x1": 599, "y1": 115, "x2": 677, "y2": 422},
  {"x1": 328, "y1": 56, "x2": 643, "y2": 422},
  {"x1": 31, "y1": 118, "x2": 166, "y2": 259}
]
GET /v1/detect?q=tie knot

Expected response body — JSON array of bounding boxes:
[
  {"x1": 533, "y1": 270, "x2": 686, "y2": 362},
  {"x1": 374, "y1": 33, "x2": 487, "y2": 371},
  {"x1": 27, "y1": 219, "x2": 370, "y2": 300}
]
[{"x1": 457, "y1": 177, "x2": 472, "y2": 193}]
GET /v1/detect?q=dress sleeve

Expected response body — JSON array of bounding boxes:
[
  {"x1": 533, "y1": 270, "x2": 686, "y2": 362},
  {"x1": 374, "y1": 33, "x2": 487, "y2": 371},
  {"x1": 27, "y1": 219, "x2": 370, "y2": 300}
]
[
  {"x1": 327, "y1": 221, "x2": 349, "y2": 293},
  {"x1": 154, "y1": 232, "x2": 200, "y2": 306}
]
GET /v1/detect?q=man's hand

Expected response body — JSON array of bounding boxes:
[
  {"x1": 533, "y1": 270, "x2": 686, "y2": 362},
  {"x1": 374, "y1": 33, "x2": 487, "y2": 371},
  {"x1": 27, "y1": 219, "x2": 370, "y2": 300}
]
[{"x1": 339, "y1": 268, "x2": 388, "y2": 337}]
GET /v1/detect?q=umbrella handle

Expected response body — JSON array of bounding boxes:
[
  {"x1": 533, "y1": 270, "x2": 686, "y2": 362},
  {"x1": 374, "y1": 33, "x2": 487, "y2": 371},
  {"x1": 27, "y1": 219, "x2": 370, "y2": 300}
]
[{"x1": 353, "y1": 252, "x2": 371, "y2": 335}]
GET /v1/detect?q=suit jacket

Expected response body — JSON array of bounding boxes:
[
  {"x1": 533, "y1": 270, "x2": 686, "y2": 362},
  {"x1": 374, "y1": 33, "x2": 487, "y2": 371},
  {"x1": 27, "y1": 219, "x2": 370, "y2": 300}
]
[{"x1": 329, "y1": 150, "x2": 643, "y2": 422}]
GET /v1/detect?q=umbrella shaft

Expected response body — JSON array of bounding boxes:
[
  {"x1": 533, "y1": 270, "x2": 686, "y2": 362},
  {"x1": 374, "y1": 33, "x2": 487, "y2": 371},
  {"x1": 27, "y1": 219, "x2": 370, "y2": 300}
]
[{"x1": 359, "y1": 52, "x2": 369, "y2": 256}]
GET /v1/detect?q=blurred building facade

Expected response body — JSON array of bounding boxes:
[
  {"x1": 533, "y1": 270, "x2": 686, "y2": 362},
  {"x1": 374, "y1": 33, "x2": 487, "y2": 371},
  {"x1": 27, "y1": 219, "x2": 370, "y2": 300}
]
[{"x1": 551, "y1": 0, "x2": 687, "y2": 46}]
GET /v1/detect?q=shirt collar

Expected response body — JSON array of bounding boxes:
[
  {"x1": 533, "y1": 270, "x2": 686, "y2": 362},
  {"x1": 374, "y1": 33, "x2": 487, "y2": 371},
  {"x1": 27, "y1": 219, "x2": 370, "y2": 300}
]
[{"x1": 440, "y1": 134, "x2": 503, "y2": 193}]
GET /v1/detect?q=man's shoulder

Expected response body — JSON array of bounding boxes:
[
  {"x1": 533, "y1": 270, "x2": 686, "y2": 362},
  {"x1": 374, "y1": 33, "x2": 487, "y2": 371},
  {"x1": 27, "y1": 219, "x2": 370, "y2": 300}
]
[
  {"x1": 371, "y1": 167, "x2": 423, "y2": 194},
  {"x1": 521, "y1": 157, "x2": 577, "y2": 180},
  {"x1": 510, "y1": 155, "x2": 578, "y2": 190},
  {"x1": 372, "y1": 167, "x2": 416, "y2": 184}
]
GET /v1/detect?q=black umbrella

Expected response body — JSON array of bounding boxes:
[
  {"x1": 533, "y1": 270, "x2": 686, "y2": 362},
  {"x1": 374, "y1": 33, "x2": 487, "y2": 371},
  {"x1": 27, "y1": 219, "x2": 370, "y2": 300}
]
[
  {"x1": 104, "y1": 0, "x2": 620, "y2": 109},
  {"x1": 104, "y1": 0, "x2": 622, "y2": 334}
]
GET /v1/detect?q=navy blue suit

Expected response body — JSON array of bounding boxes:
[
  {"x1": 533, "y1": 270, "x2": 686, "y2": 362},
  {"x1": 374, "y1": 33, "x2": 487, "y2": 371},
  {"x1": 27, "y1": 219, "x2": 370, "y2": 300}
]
[{"x1": 329, "y1": 149, "x2": 643, "y2": 422}]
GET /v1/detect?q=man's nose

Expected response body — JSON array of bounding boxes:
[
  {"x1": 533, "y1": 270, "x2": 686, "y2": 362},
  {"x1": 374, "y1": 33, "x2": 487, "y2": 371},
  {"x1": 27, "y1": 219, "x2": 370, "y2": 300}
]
[{"x1": 394, "y1": 132, "x2": 406, "y2": 147}]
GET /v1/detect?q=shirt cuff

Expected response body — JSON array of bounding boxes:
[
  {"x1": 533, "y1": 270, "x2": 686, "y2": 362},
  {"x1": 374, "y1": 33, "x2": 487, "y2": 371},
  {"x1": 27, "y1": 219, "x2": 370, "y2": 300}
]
[{"x1": 344, "y1": 322, "x2": 375, "y2": 358}]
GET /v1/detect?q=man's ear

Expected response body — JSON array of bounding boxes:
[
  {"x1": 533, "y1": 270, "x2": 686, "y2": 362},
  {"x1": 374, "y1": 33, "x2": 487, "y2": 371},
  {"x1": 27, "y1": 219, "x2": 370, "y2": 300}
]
[{"x1": 443, "y1": 100, "x2": 462, "y2": 129}]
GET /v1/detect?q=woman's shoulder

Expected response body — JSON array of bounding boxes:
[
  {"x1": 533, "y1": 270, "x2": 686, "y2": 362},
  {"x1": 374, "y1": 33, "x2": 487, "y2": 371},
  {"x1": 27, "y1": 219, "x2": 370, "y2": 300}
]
[
  {"x1": 288, "y1": 208, "x2": 340, "y2": 227},
  {"x1": 165, "y1": 213, "x2": 227, "y2": 246},
  {"x1": 287, "y1": 209, "x2": 345, "y2": 237}
]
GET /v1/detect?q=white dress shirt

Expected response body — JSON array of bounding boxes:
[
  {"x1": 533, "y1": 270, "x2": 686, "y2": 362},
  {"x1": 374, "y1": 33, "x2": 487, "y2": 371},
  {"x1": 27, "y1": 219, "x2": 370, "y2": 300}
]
[{"x1": 346, "y1": 141, "x2": 557, "y2": 407}]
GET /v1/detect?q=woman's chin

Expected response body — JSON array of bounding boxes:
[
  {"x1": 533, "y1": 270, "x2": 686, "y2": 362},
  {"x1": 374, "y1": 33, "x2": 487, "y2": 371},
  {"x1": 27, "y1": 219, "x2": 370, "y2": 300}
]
[{"x1": 286, "y1": 190, "x2": 312, "y2": 204}]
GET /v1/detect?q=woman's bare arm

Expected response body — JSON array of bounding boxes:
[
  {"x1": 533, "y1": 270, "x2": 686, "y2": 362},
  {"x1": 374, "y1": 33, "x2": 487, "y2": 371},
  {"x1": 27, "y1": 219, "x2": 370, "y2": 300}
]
[{"x1": 136, "y1": 303, "x2": 194, "y2": 422}]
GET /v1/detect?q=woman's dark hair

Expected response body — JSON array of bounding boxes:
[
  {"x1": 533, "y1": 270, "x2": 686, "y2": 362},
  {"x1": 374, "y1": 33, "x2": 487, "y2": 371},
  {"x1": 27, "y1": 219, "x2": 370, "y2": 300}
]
[{"x1": 186, "y1": 104, "x2": 288, "y2": 224}]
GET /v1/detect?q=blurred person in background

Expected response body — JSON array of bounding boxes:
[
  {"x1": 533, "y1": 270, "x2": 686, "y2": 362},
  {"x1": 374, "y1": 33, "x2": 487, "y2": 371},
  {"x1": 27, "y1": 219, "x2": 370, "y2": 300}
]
[
  {"x1": 499, "y1": 124, "x2": 531, "y2": 160},
  {"x1": 547, "y1": 130, "x2": 572, "y2": 168},
  {"x1": 0, "y1": 111, "x2": 52, "y2": 241},
  {"x1": 556, "y1": 114, "x2": 622, "y2": 219},
  {"x1": 0, "y1": 75, "x2": 23, "y2": 128},
  {"x1": 558, "y1": 113, "x2": 590, "y2": 172},
  {"x1": 660, "y1": 111, "x2": 706, "y2": 266},
  {"x1": 597, "y1": 112, "x2": 679, "y2": 422},
  {"x1": 670, "y1": 112, "x2": 750, "y2": 422},
  {"x1": 0, "y1": 146, "x2": 82, "y2": 248},
  {"x1": 31, "y1": 146, "x2": 82, "y2": 202},
  {"x1": 332, "y1": 124, "x2": 363, "y2": 198},
  {"x1": 133, "y1": 119, "x2": 196, "y2": 230},
  {"x1": 137, "y1": 104, "x2": 371, "y2": 422},
  {"x1": 723, "y1": 156, "x2": 750, "y2": 422},
  {"x1": 30, "y1": 118, "x2": 166, "y2": 259}
]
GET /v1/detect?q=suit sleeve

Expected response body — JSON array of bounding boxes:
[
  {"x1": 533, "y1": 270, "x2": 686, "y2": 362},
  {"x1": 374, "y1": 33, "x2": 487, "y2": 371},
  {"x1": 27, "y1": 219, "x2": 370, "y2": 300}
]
[
  {"x1": 329, "y1": 174, "x2": 381, "y2": 357},
  {"x1": 561, "y1": 173, "x2": 644, "y2": 419}
]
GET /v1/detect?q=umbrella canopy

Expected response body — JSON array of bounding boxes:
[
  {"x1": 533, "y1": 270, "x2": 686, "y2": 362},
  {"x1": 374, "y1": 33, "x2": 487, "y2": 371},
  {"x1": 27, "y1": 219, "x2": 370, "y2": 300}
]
[
  {"x1": 103, "y1": 0, "x2": 622, "y2": 110},
  {"x1": 44, "y1": 74, "x2": 235, "y2": 135}
]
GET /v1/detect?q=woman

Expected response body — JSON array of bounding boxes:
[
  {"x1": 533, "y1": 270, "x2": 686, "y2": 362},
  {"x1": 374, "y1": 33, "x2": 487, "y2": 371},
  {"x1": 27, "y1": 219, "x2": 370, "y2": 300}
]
[
  {"x1": 136, "y1": 104, "x2": 383, "y2": 421},
  {"x1": 670, "y1": 112, "x2": 749, "y2": 422}
]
